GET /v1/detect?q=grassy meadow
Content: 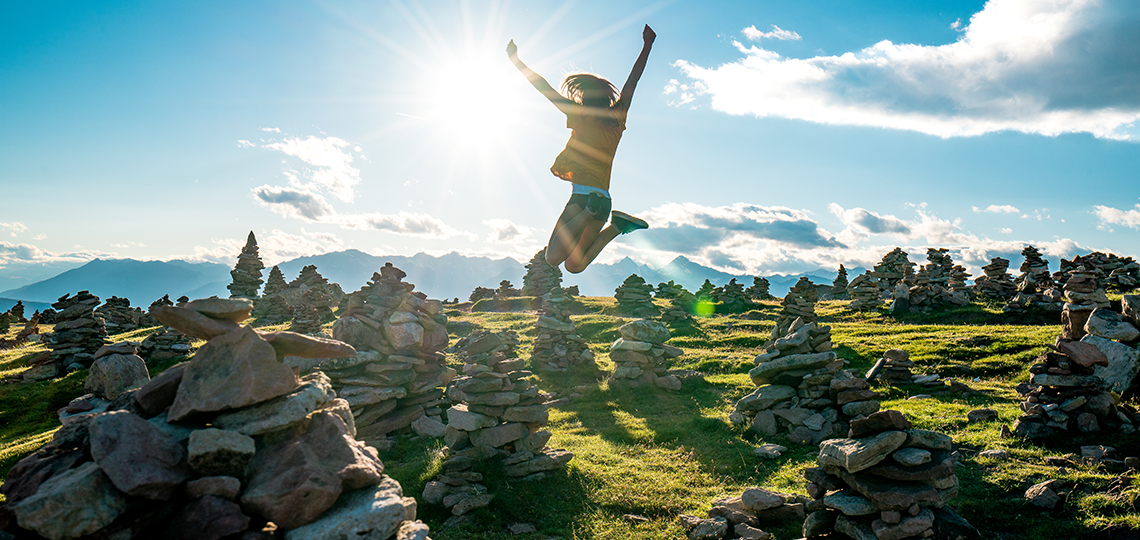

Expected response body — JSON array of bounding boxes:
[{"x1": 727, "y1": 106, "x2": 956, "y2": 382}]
[{"x1": 2, "y1": 296, "x2": 1140, "y2": 539}]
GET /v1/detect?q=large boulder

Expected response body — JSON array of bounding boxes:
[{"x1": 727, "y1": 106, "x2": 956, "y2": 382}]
[
  {"x1": 1083, "y1": 335, "x2": 1140, "y2": 394},
  {"x1": 10, "y1": 462, "x2": 130, "y2": 540},
  {"x1": 167, "y1": 326, "x2": 298, "y2": 421},
  {"x1": 619, "y1": 319, "x2": 670, "y2": 344},
  {"x1": 284, "y1": 477, "x2": 409, "y2": 540},
  {"x1": 150, "y1": 305, "x2": 242, "y2": 340},
  {"x1": 85, "y1": 353, "x2": 150, "y2": 401},
  {"x1": 1085, "y1": 308, "x2": 1140, "y2": 342},
  {"x1": 89, "y1": 410, "x2": 189, "y2": 500}
]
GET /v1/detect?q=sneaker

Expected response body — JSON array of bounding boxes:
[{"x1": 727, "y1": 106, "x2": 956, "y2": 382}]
[{"x1": 610, "y1": 211, "x2": 648, "y2": 234}]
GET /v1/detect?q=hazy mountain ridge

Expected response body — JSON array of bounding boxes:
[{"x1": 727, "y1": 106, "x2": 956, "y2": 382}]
[{"x1": 0, "y1": 259, "x2": 232, "y2": 306}]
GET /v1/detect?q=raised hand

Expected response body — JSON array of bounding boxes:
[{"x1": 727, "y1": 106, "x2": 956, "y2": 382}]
[
  {"x1": 643, "y1": 24, "x2": 656, "y2": 45},
  {"x1": 506, "y1": 39, "x2": 518, "y2": 59}
]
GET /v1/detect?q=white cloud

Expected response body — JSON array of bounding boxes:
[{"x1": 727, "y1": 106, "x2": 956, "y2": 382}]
[
  {"x1": 190, "y1": 229, "x2": 347, "y2": 266},
  {"x1": 261, "y1": 127, "x2": 281, "y2": 133},
  {"x1": 0, "y1": 222, "x2": 28, "y2": 237},
  {"x1": 32, "y1": 234, "x2": 46, "y2": 240},
  {"x1": 1094, "y1": 202, "x2": 1140, "y2": 230},
  {"x1": 742, "y1": 25, "x2": 802, "y2": 41},
  {"x1": 972, "y1": 204, "x2": 1020, "y2": 214},
  {"x1": 237, "y1": 140, "x2": 256, "y2": 148},
  {"x1": 483, "y1": 219, "x2": 535, "y2": 243},
  {"x1": 1000, "y1": 227, "x2": 1013, "y2": 234},
  {"x1": 262, "y1": 136, "x2": 360, "y2": 202},
  {"x1": 0, "y1": 241, "x2": 112, "y2": 266},
  {"x1": 671, "y1": 0, "x2": 1140, "y2": 140}
]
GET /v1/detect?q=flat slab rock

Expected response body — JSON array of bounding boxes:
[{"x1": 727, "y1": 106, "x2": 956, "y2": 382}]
[
  {"x1": 818, "y1": 431, "x2": 907, "y2": 474},
  {"x1": 749, "y1": 352, "x2": 837, "y2": 385},
  {"x1": 283, "y1": 477, "x2": 409, "y2": 540},
  {"x1": 10, "y1": 462, "x2": 129, "y2": 540},
  {"x1": 1084, "y1": 335, "x2": 1140, "y2": 395}
]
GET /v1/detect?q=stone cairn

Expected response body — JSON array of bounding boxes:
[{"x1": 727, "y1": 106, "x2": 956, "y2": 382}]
[
  {"x1": 609, "y1": 319, "x2": 684, "y2": 390},
  {"x1": 97, "y1": 296, "x2": 157, "y2": 334},
  {"x1": 655, "y1": 281, "x2": 694, "y2": 323},
  {"x1": 1057, "y1": 252, "x2": 1140, "y2": 292},
  {"x1": 770, "y1": 277, "x2": 820, "y2": 337},
  {"x1": 711, "y1": 278, "x2": 753, "y2": 312},
  {"x1": 1, "y1": 312, "x2": 43, "y2": 350},
  {"x1": 1005, "y1": 246, "x2": 1062, "y2": 312},
  {"x1": 1063, "y1": 265, "x2": 1111, "y2": 309},
  {"x1": 253, "y1": 265, "x2": 292, "y2": 324},
  {"x1": 745, "y1": 277, "x2": 774, "y2": 301},
  {"x1": 2, "y1": 297, "x2": 431, "y2": 540},
  {"x1": 615, "y1": 274, "x2": 660, "y2": 317},
  {"x1": 830, "y1": 265, "x2": 850, "y2": 300},
  {"x1": 227, "y1": 231, "x2": 264, "y2": 299},
  {"x1": 732, "y1": 336, "x2": 877, "y2": 446},
  {"x1": 286, "y1": 265, "x2": 341, "y2": 322},
  {"x1": 427, "y1": 336, "x2": 572, "y2": 517},
  {"x1": 531, "y1": 287, "x2": 595, "y2": 370},
  {"x1": 874, "y1": 248, "x2": 915, "y2": 295},
  {"x1": 28, "y1": 291, "x2": 110, "y2": 380},
  {"x1": 329, "y1": 263, "x2": 453, "y2": 445},
  {"x1": 521, "y1": 248, "x2": 563, "y2": 298},
  {"x1": 495, "y1": 280, "x2": 520, "y2": 299},
  {"x1": 679, "y1": 486, "x2": 808, "y2": 540},
  {"x1": 7, "y1": 300, "x2": 27, "y2": 322},
  {"x1": 972, "y1": 257, "x2": 1016, "y2": 300},
  {"x1": 801, "y1": 410, "x2": 978, "y2": 540},
  {"x1": 137, "y1": 295, "x2": 193, "y2": 364},
  {"x1": 846, "y1": 271, "x2": 882, "y2": 311},
  {"x1": 290, "y1": 292, "x2": 325, "y2": 335},
  {"x1": 863, "y1": 349, "x2": 943, "y2": 388},
  {"x1": 908, "y1": 248, "x2": 969, "y2": 308}
]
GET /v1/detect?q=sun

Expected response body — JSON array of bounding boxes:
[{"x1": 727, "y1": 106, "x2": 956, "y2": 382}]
[{"x1": 418, "y1": 51, "x2": 529, "y2": 151}]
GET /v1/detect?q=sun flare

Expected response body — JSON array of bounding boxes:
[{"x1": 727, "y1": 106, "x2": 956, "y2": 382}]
[{"x1": 419, "y1": 53, "x2": 528, "y2": 148}]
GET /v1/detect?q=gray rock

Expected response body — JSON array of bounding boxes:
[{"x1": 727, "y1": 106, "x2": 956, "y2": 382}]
[
  {"x1": 515, "y1": 429, "x2": 552, "y2": 454},
  {"x1": 411, "y1": 415, "x2": 447, "y2": 438},
  {"x1": 185, "y1": 476, "x2": 241, "y2": 501},
  {"x1": 904, "y1": 429, "x2": 953, "y2": 451},
  {"x1": 188, "y1": 428, "x2": 256, "y2": 478},
  {"x1": 978, "y1": 449, "x2": 1010, "y2": 460},
  {"x1": 835, "y1": 514, "x2": 877, "y2": 540},
  {"x1": 741, "y1": 487, "x2": 785, "y2": 511},
  {"x1": 469, "y1": 423, "x2": 528, "y2": 448},
  {"x1": 871, "y1": 506, "x2": 933, "y2": 540},
  {"x1": 619, "y1": 319, "x2": 670, "y2": 343},
  {"x1": 822, "y1": 491, "x2": 876, "y2": 515},
  {"x1": 1084, "y1": 335, "x2": 1140, "y2": 394},
  {"x1": 1085, "y1": 308, "x2": 1140, "y2": 342},
  {"x1": 503, "y1": 449, "x2": 574, "y2": 476},
  {"x1": 165, "y1": 495, "x2": 250, "y2": 540},
  {"x1": 841, "y1": 400, "x2": 881, "y2": 417},
  {"x1": 446, "y1": 404, "x2": 498, "y2": 431},
  {"x1": 818, "y1": 431, "x2": 907, "y2": 473},
  {"x1": 11, "y1": 462, "x2": 129, "y2": 540},
  {"x1": 1025, "y1": 480, "x2": 1061, "y2": 509},
  {"x1": 736, "y1": 385, "x2": 796, "y2": 411},
  {"x1": 213, "y1": 372, "x2": 335, "y2": 436},
  {"x1": 892, "y1": 447, "x2": 932, "y2": 466},
  {"x1": 284, "y1": 477, "x2": 408, "y2": 540},
  {"x1": 89, "y1": 410, "x2": 189, "y2": 500},
  {"x1": 753, "y1": 444, "x2": 786, "y2": 459},
  {"x1": 749, "y1": 352, "x2": 837, "y2": 385},
  {"x1": 802, "y1": 510, "x2": 837, "y2": 537},
  {"x1": 84, "y1": 353, "x2": 150, "y2": 401}
]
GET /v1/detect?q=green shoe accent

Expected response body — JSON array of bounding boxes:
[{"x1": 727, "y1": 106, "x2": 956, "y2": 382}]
[{"x1": 611, "y1": 211, "x2": 648, "y2": 235}]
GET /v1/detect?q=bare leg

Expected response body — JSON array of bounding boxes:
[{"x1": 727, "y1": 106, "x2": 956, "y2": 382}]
[
  {"x1": 546, "y1": 204, "x2": 594, "y2": 267},
  {"x1": 564, "y1": 220, "x2": 619, "y2": 274}
]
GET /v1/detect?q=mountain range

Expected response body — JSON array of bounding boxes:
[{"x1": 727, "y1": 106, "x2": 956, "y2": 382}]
[{"x1": 0, "y1": 250, "x2": 857, "y2": 308}]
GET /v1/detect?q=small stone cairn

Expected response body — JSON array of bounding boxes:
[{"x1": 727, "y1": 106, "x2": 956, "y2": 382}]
[
  {"x1": 521, "y1": 248, "x2": 563, "y2": 298},
  {"x1": 290, "y1": 293, "x2": 325, "y2": 335},
  {"x1": 615, "y1": 274, "x2": 660, "y2": 317},
  {"x1": 680, "y1": 487, "x2": 808, "y2": 540},
  {"x1": 711, "y1": 278, "x2": 753, "y2": 312},
  {"x1": 30, "y1": 291, "x2": 110, "y2": 380},
  {"x1": 829, "y1": 264, "x2": 850, "y2": 300},
  {"x1": 908, "y1": 248, "x2": 969, "y2": 308},
  {"x1": 846, "y1": 271, "x2": 882, "y2": 311},
  {"x1": 864, "y1": 349, "x2": 938, "y2": 387},
  {"x1": 227, "y1": 231, "x2": 264, "y2": 299},
  {"x1": 136, "y1": 295, "x2": 194, "y2": 364},
  {"x1": 253, "y1": 265, "x2": 292, "y2": 323},
  {"x1": 874, "y1": 248, "x2": 915, "y2": 295},
  {"x1": 330, "y1": 263, "x2": 453, "y2": 444},
  {"x1": 972, "y1": 257, "x2": 1016, "y2": 300},
  {"x1": 746, "y1": 277, "x2": 774, "y2": 301},
  {"x1": 1063, "y1": 266, "x2": 1111, "y2": 309},
  {"x1": 531, "y1": 288, "x2": 595, "y2": 370},
  {"x1": 7, "y1": 300, "x2": 27, "y2": 322},
  {"x1": 286, "y1": 265, "x2": 341, "y2": 322},
  {"x1": 1005, "y1": 246, "x2": 1062, "y2": 312},
  {"x1": 427, "y1": 339, "x2": 572, "y2": 517},
  {"x1": 770, "y1": 277, "x2": 820, "y2": 337},
  {"x1": 96, "y1": 296, "x2": 156, "y2": 333},
  {"x1": 2, "y1": 297, "x2": 431, "y2": 540},
  {"x1": 1058, "y1": 252, "x2": 1140, "y2": 292},
  {"x1": 655, "y1": 281, "x2": 695, "y2": 323},
  {"x1": 609, "y1": 319, "x2": 684, "y2": 390},
  {"x1": 495, "y1": 280, "x2": 520, "y2": 299},
  {"x1": 802, "y1": 410, "x2": 978, "y2": 540}
]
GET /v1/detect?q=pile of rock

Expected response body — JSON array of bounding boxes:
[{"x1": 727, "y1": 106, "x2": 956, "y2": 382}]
[
  {"x1": 1, "y1": 312, "x2": 43, "y2": 350},
  {"x1": 227, "y1": 231, "x2": 264, "y2": 299},
  {"x1": 6, "y1": 300, "x2": 27, "y2": 322},
  {"x1": 1016, "y1": 245, "x2": 1053, "y2": 293},
  {"x1": 290, "y1": 294, "x2": 326, "y2": 335},
  {"x1": 733, "y1": 341, "x2": 876, "y2": 445},
  {"x1": 873, "y1": 248, "x2": 915, "y2": 294},
  {"x1": 655, "y1": 280, "x2": 686, "y2": 299},
  {"x1": 659, "y1": 300, "x2": 693, "y2": 324},
  {"x1": 908, "y1": 248, "x2": 970, "y2": 308},
  {"x1": 494, "y1": 280, "x2": 520, "y2": 299},
  {"x1": 30, "y1": 291, "x2": 110, "y2": 379},
  {"x1": 746, "y1": 277, "x2": 774, "y2": 300},
  {"x1": 522, "y1": 248, "x2": 563, "y2": 297},
  {"x1": 3, "y1": 297, "x2": 431, "y2": 540},
  {"x1": 427, "y1": 341, "x2": 572, "y2": 516},
  {"x1": 97, "y1": 296, "x2": 157, "y2": 333},
  {"x1": 329, "y1": 263, "x2": 453, "y2": 445},
  {"x1": 530, "y1": 288, "x2": 595, "y2": 370},
  {"x1": 802, "y1": 410, "x2": 978, "y2": 540},
  {"x1": 252, "y1": 266, "x2": 292, "y2": 323},
  {"x1": 1062, "y1": 267, "x2": 1111, "y2": 309},
  {"x1": 138, "y1": 327, "x2": 194, "y2": 364},
  {"x1": 285, "y1": 265, "x2": 341, "y2": 322},
  {"x1": 615, "y1": 274, "x2": 660, "y2": 317},
  {"x1": 973, "y1": 257, "x2": 1017, "y2": 300},
  {"x1": 864, "y1": 349, "x2": 937, "y2": 387},
  {"x1": 846, "y1": 272, "x2": 882, "y2": 311},
  {"x1": 711, "y1": 278, "x2": 753, "y2": 312},
  {"x1": 679, "y1": 487, "x2": 807, "y2": 540},
  {"x1": 769, "y1": 277, "x2": 820, "y2": 338},
  {"x1": 1012, "y1": 337, "x2": 1137, "y2": 439},
  {"x1": 609, "y1": 319, "x2": 684, "y2": 390},
  {"x1": 830, "y1": 265, "x2": 850, "y2": 300},
  {"x1": 1058, "y1": 252, "x2": 1140, "y2": 292}
]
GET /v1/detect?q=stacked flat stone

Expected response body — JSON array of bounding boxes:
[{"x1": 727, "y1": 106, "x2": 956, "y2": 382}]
[
  {"x1": 290, "y1": 294, "x2": 325, "y2": 335},
  {"x1": 733, "y1": 333, "x2": 877, "y2": 446},
  {"x1": 908, "y1": 248, "x2": 969, "y2": 308},
  {"x1": 7, "y1": 300, "x2": 27, "y2": 322},
  {"x1": 329, "y1": 263, "x2": 452, "y2": 444},
  {"x1": 41, "y1": 291, "x2": 109, "y2": 378},
  {"x1": 972, "y1": 257, "x2": 1017, "y2": 300},
  {"x1": 1059, "y1": 252, "x2": 1140, "y2": 292},
  {"x1": 680, "y1": 487, "x2": 807, "y2": 540},
  {"x1": 1012, "y1": 337, "x2": 1136, "y2": 439},
  {"x1": 1016, "y1": 245, "x2": 1053, "y2": 294},
  {"x1": 846, "y1": 272, "x2": 882, "y2": 311},
  {"x1": 864, "y1": 349, "x2": 926, "y2": 386},
  {"x1": 495, "y1": 280, "x2": 520, "y2": 299},
  {"x1": 656, "y1": 280, "x2": 686, "y2": 299},
  {"x1": 615, "y1": 274, "x2": 660, "y2": 317},
  {"x1": 1063, "y1": 267, "x2": 1111, "y2": 309},
  {"x1": 531, "y1": 288, "x2": 595, "y2": 370},
  {"x1": 522, "y1": 248, "x2": 563, "y2": 297},
  {"x1": 138, "y1": 327, "x2": 194, "y2": 364},
  {"x1": 97, "y1": 296, "x2": 156, "y2": 333},
  {"x1": 830, "y1": 265, "x2": 850, "y2": 300},
  {"x1": 948, "y1": 265, "x2": 972, "y2": 296},
  {"x1": 711, "y1": 278, "x2": 753, "y2": 312},
  {"x1": 253, "y1": 265, "x2": 292, "y2": 323},
  {"x1": 746, "y1": 277, "x2": 774, "y2": 300},
  {"x1": 227, "y1": 230, "x2": 264, "y2": 299},
  {"x1": 802, "y1": 410, "x2": 977, "y2": 540},
  {"x1": 660, "y1": 300, "x2": 694, "y2": 323},
  {"x1": 609, "y1": 319, "x2": 684, "y2": 390},
  {"x1": 285, "y1": 265, "x2": 341, "y2": 322},
  {"x1": 427, "y1": 342, "x2": 572, "y2": 516},
  {"x1": 770, "y1": 277, "x2": 819, "y2": 338},
  {"x1": 873, "y1": 248, "x2": 914, "y2": 294},
  {"x1": 4, "y1": 297, "x2": 431, "y2": 540}
]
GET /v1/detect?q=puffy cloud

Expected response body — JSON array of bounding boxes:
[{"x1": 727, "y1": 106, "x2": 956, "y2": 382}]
[
  {"x1": 742, "y1": 25, "x2": 801, "y2": 41},
  {"x1": 0, "y1": 222, "x2": 28, "y2": 237},
  {"x1": 338, "y1": 212, "x2": 472, "y2": 239},
  {"x1": 262, "y1": 136, "x2": 360, "y2": 202},
  {"x1": 483, "y1": 219, "x2": 535, "y2": 243},
  {"x1": 671, "y1": 0, "x2": 1140, "y2": 140},
  {"x1": 641, "y1": 202, "x2": 844, "y2": 251},
  {"x1": 191, "y1": 229, "x2": 347, "y2": 266},
  {"x1": 1094, "y1": 201, "x2": 1140, "y2": 230},
  {"x1": 237, "y1": 140, "x2": 256, "y2": 148},
  {"x1": 973, "y1": 205, "x2": 1020, "y2": 214},
  {"x1": 260, "y1": 127, "x2": 281, "y2": 133},
  {"x1": 252, "y1": 185, "x2": 337, "y2": 221},
  {"x1": 0, "y1": 241, "x2": 111, "y2": 266}
]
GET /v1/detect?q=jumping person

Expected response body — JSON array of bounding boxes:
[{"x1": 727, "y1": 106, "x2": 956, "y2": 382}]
[{"x1": 507, "y1": 24, "x2": 655, "y2": 274}]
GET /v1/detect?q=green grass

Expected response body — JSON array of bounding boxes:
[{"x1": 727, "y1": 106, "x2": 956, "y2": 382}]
[{"x1": 2, "y1": 300, "x2": 1139, "y2": 539}]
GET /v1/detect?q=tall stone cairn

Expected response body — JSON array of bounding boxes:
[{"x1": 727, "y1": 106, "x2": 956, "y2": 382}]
[
  {"x1": 4, "y1": 296, "x2": 431, "y2": 539},
  {"x1": 711, "y1": 278, "x2": 753, "y2": 312},
  {"x1": 1058, "y1": 252, "x2": 1140, "y2": 292},
  {"x1": 8, "y1": 300, "x2": 27, "y2": 322},
  {"x1": 290, "y1": 293, "x2": 325, "y2": 335},
  {"x1": 972, "y1": 257, "x2": 1016, "y2": 299},
  {"x1": 609, "y1": 319, "x2": 684, "y2": 390},
  {"x1": 495, "y1": 280, "x2": 519, "y2": 299},
  {"x1": 873, "y1": 248, "x2": 915, "y2": 293},
  {"x1": 1063, "y1": 265, "x2": 1111, "y2": 309},
  {"x1": 831, "y1": 264, "x2": 850, "y2": 299},
  {"x1": 227, "y1": 231, "x2": 264, "y2": 299},
  {"x1": 426, "y1": 334, "x2": 571, "y2": 517},
  {"x1": 802, "y1": 410, "x2": 978, "y2": 540},
  {"x1": 253, "y1": 265, "x2": 292, "y2": 323},
  {"x1": 330, "y1": 263, "x2": 453, "y2": 444},
  {"x1": 288, "y1": 265, "x2": 339, "y2": 322},
  {"x1": 96, "y1": 296, "x2": 157, "y2": 333},
  {"x1": 615, "y1": 274, "x2": 660, "y2": 317},
  {"x1": 1005, "y1": 245, "x2": 1062, "y2": 312},
  {"x1": 522, "y1": 248, "x2": 563, "y2": 297},
  {"x1": 263, "y1": 265, "x2": 287, "y2": 296},
  {"x1": 909, "y1": 248, "x2": 969, "y2": 308},
  {"x1": 847, "y1": 271, "x2": 882, "y2": 311},
  {"x1": 771, "y1": 277, "x2": 819, "y2": 337},
  {"x1": 655, "y1": 280, "x2": 685, "y2": 299},
  {"x1": 32, "y1": 291, "x2": 109, "y2": 380},
  {"x1": 746, "y1": 277, "x2": 774, "y2": 300},
  {"x1": 531, "y1": 288, "x2": 595, "y2": 370}
]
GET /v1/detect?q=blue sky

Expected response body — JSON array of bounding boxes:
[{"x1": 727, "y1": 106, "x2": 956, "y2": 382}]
[{"x1": 1, "y1": 0, "x2": 1138, "y2": 290}]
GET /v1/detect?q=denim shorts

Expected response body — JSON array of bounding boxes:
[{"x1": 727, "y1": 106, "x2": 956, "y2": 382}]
[{"x1": 566, "y1": 191, "x2": 611, "y2": 221}]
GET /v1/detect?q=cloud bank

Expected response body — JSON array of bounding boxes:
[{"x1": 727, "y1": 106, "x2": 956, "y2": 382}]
[
  {"x1": 669, "y1": 0, "x2": 1140, "y2": 140},
  {"x1": 1094, "y1": 201, "x2": 1140, "y2": 230}
]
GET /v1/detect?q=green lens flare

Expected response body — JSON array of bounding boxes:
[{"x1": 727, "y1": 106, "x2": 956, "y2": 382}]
[{"x1": 695, "y1": 299, "x2": 715, "y2": 317}]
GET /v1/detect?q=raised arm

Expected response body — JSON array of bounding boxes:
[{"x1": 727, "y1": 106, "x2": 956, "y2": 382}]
[
  {"x1": 506, "y1": 40, "x2": 576, "y2": 115},
  {"x1": 615, "y1": 25, "x2": 655, "y2": 112}
]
